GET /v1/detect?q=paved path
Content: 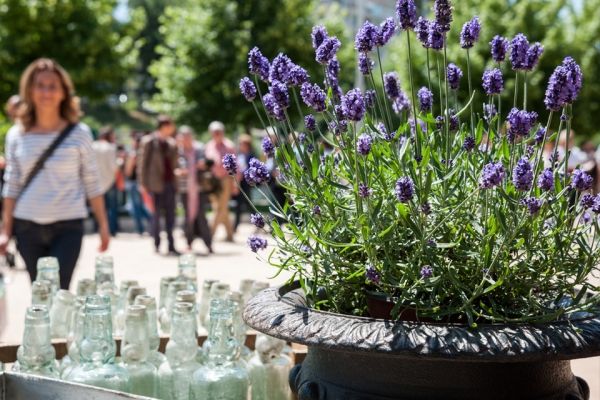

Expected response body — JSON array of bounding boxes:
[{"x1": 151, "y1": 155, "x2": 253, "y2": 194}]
[{"x1": 0, "y1": 221, "x2": 598, "y2": 397}]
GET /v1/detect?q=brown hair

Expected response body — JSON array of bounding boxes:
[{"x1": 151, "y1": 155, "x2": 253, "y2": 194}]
[{"x1": 17, "y1": 58, "x2": 80, "y2": 131}]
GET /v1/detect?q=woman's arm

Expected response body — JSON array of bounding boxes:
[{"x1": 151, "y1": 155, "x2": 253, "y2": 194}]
[
  {"x1": 89, "y1": 195, "x2": 110, "y2": 252},
  {"x1": 0, "y1": 198, "x2": 15, "y2": 254}
]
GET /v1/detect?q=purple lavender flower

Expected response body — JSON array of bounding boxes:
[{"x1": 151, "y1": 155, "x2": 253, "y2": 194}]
[
  {"x1": 248, "y1": 47, "x2": 270, "y2": 81},
  {"x1": 263, "y1": 93, "x2": 285, "y2": 121},
  {"x1": 269, "y1": 53, "x2": 292, "y2": 83},
  {"x1": 482, "y1": 68, "x2": 504, "y2": 95},
  {"x1": 356, "y1": 134, "x2": 373, "y2": 156},
  {"x1": 327, "y1": 58, "x2": 340, "y2": 81},
  {"x1": 396, "y1": 0, "x2": 417, "y2": 30},
  {"x1": 538, "y1": 168, "x2": 554, "y2": 191},
  {"x1": 506, "y1": 108, "x2": 537, "y2": 142},
  {"x1": 378, "y1": 123, "x2": 394, "y2": 141},
  {"x1": 592, "y1": 195, "x2": 600, "y2": 214},
  {"x1": 434, "y1": 0, "x2": 453, "y2": 33},
  {"x1": 298, "y1": 132, "x2": 307, "y2": 144},
  {"x1": 358, "y1": 183, "x2": 373, "y2": 198},
  {"x1": 428, "y1": 23, "x2": 445, "y2": 50},
  {"x1": 484, "y1": 103, "x2": 497, "y2": 121},
  {"x1": 247, "y1": 235, "x2": 267, "y2": 252},
  {"x1": 447, "y1": 63, "x2": 463, "y2": 90},
  {"x1": 409, "y1": 118, "x2": 428, "y2": 136},
  {"x1": 479, "y1": 162, "x2": 505, "y2": 189},
  {"x1": 521, "y1": 197, "x2": 543, "y2": 216},
  {"x1": 490, "y1": 35, "x2": 509, "y2": 63},
  {"x1": 581, "y1": 194, "x2": 595, "y2": 209},
  {"x1": 463, "y1": 136, "x2": 476, "y2": 152},
  {"x1": 316, "y1": 37, "x2": 341, "y2": 65},
  {"x1": 222, "y1": 153, "x2": 238, "y2": 175},
  {"x1": 417, "y1": 87, "x2": 433, "y2": 112},
  {"x1": 435, "y1": 115, "x2": 444, "y2": 130},
  {"x1": 300, "y1": 82, "x2": 327, "y2": 112},
  {"x1": 269, "y1": 81, "x2": 290, "y2": 109},
  {"x1": 415, "y1": 17, "x2": 430, "y2": 48},
  {"x1": 449, "y1": 111, "x2": 459, "y2": 131},
  {"x1": 544, "y1": 57, "x2": 583, "y2": 111},
  {"x1": 304, "y1": 114, "x2": 316, "y2": 131},
  {"x1": 329, "y1": 120, "x2": 348, "y2": 135},
  {"x1": 534, "y1": 127, "x2": 546, "y2": 144},
  {"x1": 364, "y1": 90, "x2": 376, "y2": 108},
  {"x1": 287, "y1": 64, "x2": 309, "y2": 86},
  {"x1": 377, "y1": 18, "x2": 396, "y2": 46},
  {"x1": 460, "y1": 16, "x2": 481, "y2": 49},
  {"x1": 341, "y1": 89, "x2": 366, "y2": 121},
  {"x1": 243, "y1": 158, "x2": 270, "y2": 186},
  {"x1": 239, "y1": 77, "x2": 257, "y2": 102},
  {"x1": 311, "y1": 25, "x2": 328, "y2": 50},
  {"x1": 355, "y1": 21, "x2": 378, "y2": 53},
  {"x1": 395, "y1": 176, "x2": 415, "y2": 203},
  {"x1": 571, "y1": 169, "x2": 593, "y2": 191},
  {"x1": 393, "y1": 92, "x2": 411, "y2": 114},
  {"x1": 334, "y1": 105, "x2": 345, "y2": 120},
  {"x1": 359, "y1": 53, "x2": 374, "y2": 76},
  {"x1": 525, "y1": 145, "x2": 535, "y2": 158},
  {"x1": 365, "y1": 264, "x2": 380, "y2": 284},
  {"x1": 510, "y1": 34, "x2": 530, "y2": 71},
  {"x1": 420, "y1": 265, "x2": 433, "y2": 279},
  {"x1": 421, "y1": 202, "x2": 432, "y2": 215},
  {"x1": 525, "y1": 43, "x2": 544, "y2": 71},
  {"x1": 512, "y1": 158, "x2": 533, "y2": 191},
  {"x1": 384, "y1": 72, "x2": 401, "y2": 99},
  {"x1": 583, "y1": 212, "x2": 593, "y2": 224},
  {"x1": 261, "y1": 137, "x2": 275, "y2": 157},
  {"x1": 307, "y1": 143, "x2": 315, "y2": 153},
  {"x1": 250, "y1": 213, "x2": 266, "y2": 228},
  {"x1": 312, "y1": 205, "x2": 322, "y2": 216}
]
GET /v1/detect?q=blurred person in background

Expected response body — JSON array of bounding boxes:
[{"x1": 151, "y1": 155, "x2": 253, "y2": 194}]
[
  {"x1": 125, "y1": 132, "x2": 151, "y2": 234},
  {"x1": 92, "y1": 125, "x2": 118, "y2": 236},
  {"x1": 0, "y1": 58, "x2": 109, "y2": 288},
  {"x1": 204, "y1": 121, "x2": 236, "y2": 242},
  {"x1": 137, "y1": 115, "x2": 180, "y2": 255},
  {"x1": 176, "y1": 126, "x2": 213, "y2": 253},
  {"x1": 234, "y1": 134, "x2": 255, "y2": 232},
  {"x1": 0, "y1": 95, "x2": 21, "y2": 220},
  {"x1": 556, "y1": 129, "x2": 590, "y2": 172}
]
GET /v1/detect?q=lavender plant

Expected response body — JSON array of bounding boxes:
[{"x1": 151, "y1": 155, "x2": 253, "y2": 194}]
[{"x1": 232, "y1": 1, "x2": 599, "y2": 325}]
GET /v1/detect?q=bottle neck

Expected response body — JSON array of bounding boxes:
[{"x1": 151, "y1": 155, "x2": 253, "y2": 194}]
[
  {"x1": 145, "y1": 306, "x2": 160, "y2": 351},
  {"x1": 206, "y1": 312, "x2": 239, "y2": 365},
  {"x1": 80, "y1": 309, "x2": 115, "y2": 364},
  {"x1": 122, "y1": 312, "x2": 149, "y2": 363},
  {"x1": 166, "y1": 309, "x2": 197, "y2": 363},
  {"x1": 17, "y1": 307, "x2": 55, "y2": 368}
]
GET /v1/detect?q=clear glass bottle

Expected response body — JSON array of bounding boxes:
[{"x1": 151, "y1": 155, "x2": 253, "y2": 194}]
[
  {"x1": 95, "y1": 254, "x2": 115, "y2": 287},
  {"x1": 76, "y1": 278, "x2": 97, "y2": 297},
  {"x1": 64, "y1": 295, "x2": 130, "y2": 391},
  {"x1": 60, "y1": 296, "x2": 86, "y2": 377},
  {"x1": 160, "y1": 280, "x2": 191, "y2": 335},
  {"x1": 191, "y1": 299, "x2": 249, "y2": 400},
  {"x1": 230, "y1": 291, "x2": 252, "y2": 361},
  {"x1": 12, "y1": 305, "x2": 59, "y2": 378},
  {"x1": 238, "y1": 279, "x2": 255, "y2": 308},
  {"x1": 36, "y1": 257, "x2": 60, "y2": 295},
  {"x1": 158, "y1": 302, "x2": 200, "y2": 400},
  {"x1": 120, "y1": 305, "x2": 158, "y2": 397},
  {"x1": 178, "y1": 254, "x2": 198, "y2": 292},
  {"x1": 134, "y1": 294, "x2": 166, "y2": 369},
  {"x1": 203, "y1": 282, "x2": 230, "y2": 327},
  {"x1": 247, "y1": 334, "x2": 292, "y2": 400},
  {"x1": 115, "y1": 280, "x2": 139, "y2": 337},
  {"x1": 98, "y1": 281, "x2": 119, "y2": 336},
  {"x1": 158, "y1": 276, "x2": 177, "y2": 334},
  {"x1": 198, "y1": 279, "x2": 218, "y2": 329},
  {"x1": 127, "y1": 286, "x2": 147, "y2": 306},
  {"x1": 31, "y1": 280, "x2": 52, "y2": 309},
  {"x1": 251, "y1": 281, "x2": 269, "y2": 297},
  {"x1": 50, "y1": 289, "x2": 75, "y2": 338}
]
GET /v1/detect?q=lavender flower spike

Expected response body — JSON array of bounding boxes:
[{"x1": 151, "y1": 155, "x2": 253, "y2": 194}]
[
  {"x1": 304, "y1": 114, "x2": 316, "y2": 131},
  {"x1": 420, "y1": 265, "x2": 433, "y2": 279},
  {"x1": 365, "y1": 264, "x2": 381, "y2": 284},
  {"x1": 395, "y1": 177, "x2": 415, "y2": 203},
  {"x1": 250, "y1": 213, "x2": 266, "y2": 229},
  {"x1": 506, "y1": 108, "x2": 537, "y2": 142},
  {"x1": 248, "y1": 47, "x2": 270, "y2": 82},
  {"x1": 243, "y1": 158, "x2": 270, "y2": 186},
  {"x1": 377, "y1": 18, "x2": 396, "y2": 46},
  {"x1": 356, "y1": 134, "x2": 373, "y2": 156},
  {"x1": 522, "y1": 197, "x2": 543, "y2": 216},
  {"x1": 384, "y1": 72, "x2": 401, "y2": 99},
  {"x1": 359, "y1": 53, "x2": 374, "y2": 76},
  {"x1": 480, "y1": 162, "x2": 505, "y2": 189},
  {"x1": 512, "y1": 158, "x2": 534, "y2": 191},
  {"x1": 355, "y1": 21, "x2": 378, "y2": 53},
  {"x1": 490, "y1": 35, "x2": 509, "y2": 63},
  {"x1": 460, "y1": 16, "x2": 481, "y2": 49},
  {"x1": 247, "y1": 235, "x2": 267, "y2": 252},
  {"x1": 525, "y1": 43, "x2": 544, "y2": 71},
  {"x1": 222, "y1": 153, "x2": 238, "y2": 175},
  {"x1": 311, "y1": 25, "x2": 328, "y2": 50},
  {"x1": 415, "y1": 17, "x2": 430, "y2": 48},
  {"x1": 433, "y1": 0, "x2": 453, "y2": 33},
  {"x1": 239, "y1": 77, "x2": 257, "y2": 102},
  {"x1": 510, "y1": 33, "x2": 530, "y2": 71},
  {"x1": 316, "y1": 37, "x2": 341, "y2": 65},
  {"x1": 261, "y1": 137, "x2": 275, "y2": 157},
  {"x1": 447, "y1": 63, "x2": 463, "y2": 90},
  {"x1": 537, "y1": 168, "x2": 554, "y2": 191},
  {"x1": 482, "y1": 68, "x2": 504, "y2": 95},
  {"x1": 571, "y1": 169, "x2": 593, "y2": 192},
  {"x1": 396, "y1": 0, "x2": 417, "y2": 30},
  {"x1": 428, "y1": 23, "x2": 445, "y2": 50},
  {"x1": 417, "y1": 87, "x2": 433, "y2": 112},
  {"x1": 269, "y1": 53, "x2": 293, "y2": 83},
  {"x1": 544, "y1": 57, "x2": 583, "y2": 111},
  {"x1": 341, "y1": 89, "x2": 366, "y2": 122}
]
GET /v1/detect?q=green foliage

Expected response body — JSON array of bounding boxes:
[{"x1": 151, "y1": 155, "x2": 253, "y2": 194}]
[
  {"x1": 0, "y1": 0, "x2": 139, "y2": 103},
  {"x1": 150, "y1": 0, "x2": 353, "y2": 132}
]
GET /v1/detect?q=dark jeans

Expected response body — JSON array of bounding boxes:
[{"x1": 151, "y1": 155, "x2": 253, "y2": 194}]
[
  {"x1": 151, "y1": 182, "x2": 176, "y2": 250},
  {"x1": 126, "y1": 180, "x2": 151, "y2": 234},
  {"x1": 13, "y1": 218, "x2": 84, "y2": 290},
  {"x1": 181, "y1": 192, "x2": 212, "y2": 250},
  {"x1": 104, "y1": 184, "x2": 120, "y2": 236}
]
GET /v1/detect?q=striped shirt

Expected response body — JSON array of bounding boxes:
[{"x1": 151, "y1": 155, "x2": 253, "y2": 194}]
[{"x1": 3, "y1": 123, "x2": 103, "y2": 224}]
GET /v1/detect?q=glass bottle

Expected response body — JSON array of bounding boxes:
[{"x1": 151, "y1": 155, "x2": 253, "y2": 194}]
[
  {"x1": 198, "y1": 279, "x2": 218, "y2": 329},
  {"x1": 160, "y1": 280, "x2": 191, "y2": 335},
  {"x1": 98, "y1": 281, "x2": 119, "y2": 336},
  {"x1": 158, "y1": 302, "x2": 201, "y2": 400},
  {"x1": 60, "y1": 296, "x2": 86, "y2": 377},
  {"x1": 230, "y1": 291, "x2": 252, "y2": 361},
  {"x1": 251, "y1": 281, "x2": 269, "y2": 297},
  {"x1": 176, "y1": 290, "x2": 197, "y2": 308},
  {"x1": 36, "y1": 257, "x2": 60, "y2": 295},
  {"x1": 127, "y1": 286, "x2": 147, "y2": 306},
  {"x1": 64, "y1": 295, "x2": 130, "y2": 391},
  {"x1": 120, "y1": 305, "x2": 158, "y2": 397},
  {"x1": 12, "y1": 305, "x2": 59, "y2": 378},
  {"x1": 178, "y1": 254, "x2": 198, "y2": 292},
  {"x1": 191, "y1": 299, "x2": 249, "y2": 400},
  {"x1": 134, "y1": 294, "x2": 166, "y2": 369},
  {"x1": 76, "y1": 278, "x2": 97, "y2": 297},
  {"x1": 31, "y1": 280, "x2": 52, "y2": 309},
  {"x1": 238, "y1": 279, "x2": 255, "y2": 308},
  {"x1": 247, "y1": 334, "x2": 292, "y2": 400},
  {"x1": 203, "y1": 282, "x2": 230, "y2": 327},
  {"x1": 159, "y1": 276, "x2": 177, "y2": 333},
  {"x1": 95, "y1": 254, "x2": 115, "y2": 287},
  {"x1": 50, "y1": 289, "x2": 75, "y2": 338},
  {"x1": 115, "y1": 280, "x2": 139, "y2": 337}
]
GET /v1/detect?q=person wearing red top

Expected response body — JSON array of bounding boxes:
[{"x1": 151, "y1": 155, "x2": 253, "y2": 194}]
[{"x1": 204, "y1": 121, "x2": 237, "y2": 241}]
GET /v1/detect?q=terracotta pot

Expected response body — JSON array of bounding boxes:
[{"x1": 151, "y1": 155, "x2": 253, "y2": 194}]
[{"x1": 244, "y1": 282, "x2": 599, "y2": 400}]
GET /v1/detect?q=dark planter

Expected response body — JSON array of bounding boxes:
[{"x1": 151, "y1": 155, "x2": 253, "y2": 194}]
[{"x1": 243, "y1": 282, "x2": 600, "y2": 400}]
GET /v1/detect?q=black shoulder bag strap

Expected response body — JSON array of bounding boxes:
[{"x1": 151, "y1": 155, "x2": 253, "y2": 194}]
[{"x1": 17, "y1": 123, "x2": 77, "y2": 201}]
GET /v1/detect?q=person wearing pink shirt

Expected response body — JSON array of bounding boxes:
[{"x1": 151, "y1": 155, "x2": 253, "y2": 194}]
[{"x1": 204, "y1": 121, "x2": 237, "y2": 241}]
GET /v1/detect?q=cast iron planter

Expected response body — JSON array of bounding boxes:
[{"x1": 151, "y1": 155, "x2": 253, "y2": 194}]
[{"x1": 243, "y1": 282, "x2": 600, "y2": 400}]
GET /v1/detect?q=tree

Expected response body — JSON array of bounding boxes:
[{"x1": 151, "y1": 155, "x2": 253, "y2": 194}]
[
  {"x1": 0, "y1": 0, "x2": 138, "y2": 103},
  {"x1": 150, "y1": 0, "x2": 353, "y2": 132}
]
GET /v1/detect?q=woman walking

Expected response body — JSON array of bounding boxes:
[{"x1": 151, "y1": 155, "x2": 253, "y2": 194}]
[{"x1": 0, "y1": 58, "x2": 109, "y2": 289}]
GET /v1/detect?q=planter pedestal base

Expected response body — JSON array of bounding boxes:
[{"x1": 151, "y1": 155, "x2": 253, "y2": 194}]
[{"x1": 289, "y1": 347, "x2": 589, "y2": 400}]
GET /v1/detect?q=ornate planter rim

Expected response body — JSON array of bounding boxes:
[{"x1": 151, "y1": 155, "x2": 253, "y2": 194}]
[{"x1": 243, "y1": 281, "x2": 600, "y2": 363}]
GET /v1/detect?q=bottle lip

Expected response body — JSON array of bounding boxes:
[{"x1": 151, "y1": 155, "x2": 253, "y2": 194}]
[
  {"x1": 55, "y1": 289, "x2": 75, "y2": 303},
  {"x1": 25, "y1": 305, "x2": 50, "y2": 322},
  {"x1": 173, "y1": 302, "x2": 195, "y2": 314},
  {"x1": 134, "y1": 294, "x2": 156, "y2": 308},
  {"x1": 84, "y1": 294, "x2": 112, "y2": 312},
  {"x1": 36, "y1": 256, "x2": 59, "y2": 269},
  {"x1": 126, "y1": 304, "x2": 147, "y2": 318}
]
